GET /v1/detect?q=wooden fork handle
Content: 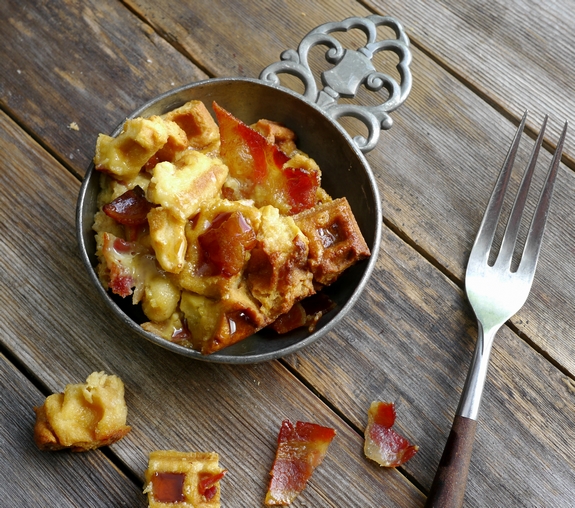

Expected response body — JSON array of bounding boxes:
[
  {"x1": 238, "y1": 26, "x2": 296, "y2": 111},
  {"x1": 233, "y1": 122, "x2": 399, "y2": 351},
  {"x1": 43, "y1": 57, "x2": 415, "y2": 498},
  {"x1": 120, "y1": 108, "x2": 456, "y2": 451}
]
[{"x1": 424, "y1": 415, "x2": 478, "y2": 508}]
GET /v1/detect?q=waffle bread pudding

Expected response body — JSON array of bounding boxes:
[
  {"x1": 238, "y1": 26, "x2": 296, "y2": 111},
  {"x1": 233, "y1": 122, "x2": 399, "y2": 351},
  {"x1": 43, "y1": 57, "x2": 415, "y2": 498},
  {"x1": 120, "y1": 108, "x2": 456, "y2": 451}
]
[
  {"x1": 33, "y1": 372, "x2": 131, "y2": 452},
  {"x1": 92, "y1": 100, "x2": 370, "y2": 354},
  {"x1": 143, "y1": 450, "x2": 227, "y2": 507}
]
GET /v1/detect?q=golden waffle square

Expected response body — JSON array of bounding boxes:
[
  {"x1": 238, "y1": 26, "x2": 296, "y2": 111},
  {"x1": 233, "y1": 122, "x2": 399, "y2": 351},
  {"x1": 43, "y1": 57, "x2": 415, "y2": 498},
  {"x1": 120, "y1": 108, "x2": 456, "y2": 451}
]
[
  {"x1": 294, "y1": 197, "x2": 371, "y2": 286},
  {"x1": 162, "y1": 100, "x2": 220, "y2": 153},
  {"x1": 144, "y1": 450, "x2": 226, "y2": 507}
]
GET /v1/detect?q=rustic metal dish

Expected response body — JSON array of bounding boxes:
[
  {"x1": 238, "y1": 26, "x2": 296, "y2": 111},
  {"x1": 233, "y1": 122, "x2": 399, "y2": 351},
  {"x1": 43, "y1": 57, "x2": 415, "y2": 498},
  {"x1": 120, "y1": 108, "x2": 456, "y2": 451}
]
[{"x1": 76, "y1": 15, "x2": 412, "y2": 363}]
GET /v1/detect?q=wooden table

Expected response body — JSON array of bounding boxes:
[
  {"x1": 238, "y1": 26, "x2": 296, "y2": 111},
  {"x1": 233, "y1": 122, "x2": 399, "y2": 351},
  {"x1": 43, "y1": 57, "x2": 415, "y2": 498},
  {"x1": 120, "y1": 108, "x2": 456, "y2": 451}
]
[{"x1": 2, "y1": 0, "x2": 574, "y2": 506}]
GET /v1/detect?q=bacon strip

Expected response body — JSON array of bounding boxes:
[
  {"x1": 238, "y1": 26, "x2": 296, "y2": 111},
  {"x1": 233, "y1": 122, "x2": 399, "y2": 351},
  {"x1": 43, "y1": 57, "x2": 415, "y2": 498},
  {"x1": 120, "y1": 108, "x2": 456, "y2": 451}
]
[
  {"x1": 363, "y1": 401, "x2": 419, "y2": 467},
  {"x1": 265, "y1": 420, "x2": 336, "y2": 505}
]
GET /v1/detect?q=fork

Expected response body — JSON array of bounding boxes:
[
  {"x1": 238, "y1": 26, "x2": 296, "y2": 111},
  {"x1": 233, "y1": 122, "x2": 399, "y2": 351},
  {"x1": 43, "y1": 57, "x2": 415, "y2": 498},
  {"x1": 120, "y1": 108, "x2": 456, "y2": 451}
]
[{"x1": 425, "y1": 111, "x2": 568, "y2": 508}]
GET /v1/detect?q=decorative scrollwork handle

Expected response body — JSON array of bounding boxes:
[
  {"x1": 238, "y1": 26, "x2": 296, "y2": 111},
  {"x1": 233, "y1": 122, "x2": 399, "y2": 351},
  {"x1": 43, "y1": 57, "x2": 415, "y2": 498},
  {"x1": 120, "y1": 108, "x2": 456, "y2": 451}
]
[{"x1": 259, "y1": 15, "x2": 412, "y2": 153}]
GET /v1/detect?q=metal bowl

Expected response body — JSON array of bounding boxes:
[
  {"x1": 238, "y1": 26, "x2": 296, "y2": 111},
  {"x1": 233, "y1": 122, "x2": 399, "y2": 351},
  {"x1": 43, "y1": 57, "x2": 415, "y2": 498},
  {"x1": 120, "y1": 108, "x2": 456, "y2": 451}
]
[{"x1": 76, "y1": 15, "x2": 412, "y2": 363}]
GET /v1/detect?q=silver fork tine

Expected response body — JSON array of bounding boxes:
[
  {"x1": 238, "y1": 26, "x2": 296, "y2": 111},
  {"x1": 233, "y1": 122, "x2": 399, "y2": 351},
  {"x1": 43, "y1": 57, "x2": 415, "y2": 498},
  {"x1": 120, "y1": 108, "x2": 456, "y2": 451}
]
[
  {"x1": 470, "y1": 111, "x2": 528, "y2": 265},
  {"x1": 519, "y1": 120, "x2": 569, "y2": 277},
  {"x1": 496, "y1": 115, "x2": 548, "y2": 269}
]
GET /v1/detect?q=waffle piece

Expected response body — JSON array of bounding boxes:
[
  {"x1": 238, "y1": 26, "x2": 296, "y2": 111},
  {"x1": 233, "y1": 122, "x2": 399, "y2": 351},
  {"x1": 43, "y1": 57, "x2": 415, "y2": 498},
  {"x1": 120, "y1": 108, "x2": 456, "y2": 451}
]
[
  {"x1": 294, "y1": 197, "x2": 370, "y2": 286},
  {"x1": 251, "y1": 118, "x2": 298, "y2": 156},
  {"x1": 33, "y1": 372, "x2": 131, "y2": 452},
  {"x1": 180, "y1": 286, "x2": 266, "y2": 354},
  {"x1": 95, "y1": 116, "x2": 172, "y2": 180},
  {"x1": 147, "y1": 151, "x2": 229, "y2": 221},
  {"x1": 143, "y1": 450, "x2": 227, "y2": 508},
  {"x1": 245, "y1": 205, "x2": 314, "y2": 320},
  {"x1": 162, "y1": 100, "x2": 220, "y2": 154}
]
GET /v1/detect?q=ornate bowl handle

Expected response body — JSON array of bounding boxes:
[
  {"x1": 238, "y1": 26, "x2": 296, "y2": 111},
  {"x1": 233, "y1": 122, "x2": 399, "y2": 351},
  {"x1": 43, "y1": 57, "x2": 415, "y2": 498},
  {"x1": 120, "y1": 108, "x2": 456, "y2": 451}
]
[{"x1": 259, "y1": 15, "x2": 412, "y2": 153}]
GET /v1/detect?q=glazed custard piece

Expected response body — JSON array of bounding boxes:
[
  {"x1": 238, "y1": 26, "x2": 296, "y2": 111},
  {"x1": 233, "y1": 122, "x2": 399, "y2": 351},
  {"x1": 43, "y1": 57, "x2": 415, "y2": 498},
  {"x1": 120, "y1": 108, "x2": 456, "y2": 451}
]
[
  {"x1": 92, "y1": 100, "x2": 370, "y2": 354},
  {"x1": 265, "y1": 420, "x2": 336, "y2": 505},
  {"x1": 143, "y1": 450, "x2": 227, "y2": 508},
  {"x1": 33, "y1": 372, "x2": 131, "y2": 452}
]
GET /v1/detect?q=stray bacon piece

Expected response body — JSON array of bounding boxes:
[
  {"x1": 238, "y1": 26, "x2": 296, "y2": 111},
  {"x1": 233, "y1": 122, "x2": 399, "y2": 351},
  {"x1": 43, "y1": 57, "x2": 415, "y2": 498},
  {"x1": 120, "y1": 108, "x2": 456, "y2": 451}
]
[
  {"x1": 103, "y1": 185, "x2": 151, "y2": 226},
  {"x1": 363, "y1": 402, "x2": 419, "y2": 467},
  {"x1": 265, "y1": 420, "x2": 336, "y2": 505}
]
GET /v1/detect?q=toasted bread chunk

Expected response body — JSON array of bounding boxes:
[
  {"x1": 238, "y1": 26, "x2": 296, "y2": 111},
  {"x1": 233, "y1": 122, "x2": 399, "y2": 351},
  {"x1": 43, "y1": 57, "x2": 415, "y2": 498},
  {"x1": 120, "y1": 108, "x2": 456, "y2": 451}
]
[
  {"x1": 144, "y1": 450, "x2": 226, "y2": 507},
  {"x1": 294, "y1": 197, "x2": 370, "y2": 286},
  {"x1": 33, "y1": 372, "x2": 131, "y2": 452}
]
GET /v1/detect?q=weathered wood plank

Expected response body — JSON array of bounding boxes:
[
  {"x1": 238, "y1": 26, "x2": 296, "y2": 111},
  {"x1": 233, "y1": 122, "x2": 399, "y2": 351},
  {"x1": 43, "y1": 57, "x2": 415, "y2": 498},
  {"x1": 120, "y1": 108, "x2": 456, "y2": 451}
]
[
  {"x1": 0, "y1": 352, "x2": 146, "y2": 507},
  {"x1": 364, "y1": 0, "x2": 575, "y2": 163},
  {"x1": 0, "y1": 107, "x2": 424, "y2": 505},
  {"x1": 0, "y1": 0, "x2": 206, "y2": 173}
]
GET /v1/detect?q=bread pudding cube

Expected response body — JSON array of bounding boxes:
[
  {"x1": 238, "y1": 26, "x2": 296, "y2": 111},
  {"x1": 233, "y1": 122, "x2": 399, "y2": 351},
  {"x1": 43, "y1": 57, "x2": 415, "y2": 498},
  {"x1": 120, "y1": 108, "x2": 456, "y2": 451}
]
[
  {"x1": 33, "y1": 372, "x2": 131, "y2": 452},
  {"x1": 95, "y1": 116, "x2": 170, "y2": 180},
  {"x1": 147, "y1": 151, "x2": 228, "y2": 220}
]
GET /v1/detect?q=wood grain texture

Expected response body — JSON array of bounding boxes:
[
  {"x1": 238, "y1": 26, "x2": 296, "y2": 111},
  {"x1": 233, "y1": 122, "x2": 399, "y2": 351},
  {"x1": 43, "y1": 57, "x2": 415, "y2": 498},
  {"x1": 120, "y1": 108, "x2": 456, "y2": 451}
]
[
  {"x1": 0, "y1": 108, "x2": 423, "y2": 506},
  {"x1": 0, "y1": 353, "x2": 145, "y2": 507},
  {"x1": 365, "y1": 0, "x2": 575, "y2": 163},
  {"x1": 1, "y1": 0, "x2": 575, "y2": 506},
  {"x1": 0, "y1": 0, "x2": 207, "y2": 173}
]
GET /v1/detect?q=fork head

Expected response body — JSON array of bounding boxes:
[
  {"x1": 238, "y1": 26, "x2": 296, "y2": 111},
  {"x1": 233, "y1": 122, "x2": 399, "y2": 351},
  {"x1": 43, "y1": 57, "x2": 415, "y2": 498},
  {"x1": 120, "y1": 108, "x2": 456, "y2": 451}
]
[{"x1": 465, "y1": 111, "x2": 568, "y2": 331}]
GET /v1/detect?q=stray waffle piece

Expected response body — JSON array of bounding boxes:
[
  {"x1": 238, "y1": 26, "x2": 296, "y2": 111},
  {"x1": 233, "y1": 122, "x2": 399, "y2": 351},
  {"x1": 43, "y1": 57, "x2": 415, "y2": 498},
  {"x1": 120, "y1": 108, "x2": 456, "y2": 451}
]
[
  {"x1": 294, "y1": 197, "x2": 371, "y2": 286},
  {"x1": 33, "y1": 372, "x2": 131, "y2": 452},
  {"x1": 144, "y1": 450, "x2": 227, "y2": 507}
]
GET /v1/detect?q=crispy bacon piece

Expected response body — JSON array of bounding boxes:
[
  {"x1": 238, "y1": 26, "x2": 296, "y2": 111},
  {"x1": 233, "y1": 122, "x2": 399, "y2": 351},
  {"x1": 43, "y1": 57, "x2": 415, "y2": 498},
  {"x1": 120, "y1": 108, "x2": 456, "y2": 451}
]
[
  {"x1": 103, "y1": 186, "x2": 151, "y2": 226},
  {"x1": 213, "y1": 101, "x2": 288, "y2": 186},
  {"x1": 199, "y1": 470, "x2": 228, "y2": 501},
  {"x1": 197, "y1": 211, "x2": 257, "y2": 277},
  {"x1": 363, "y1": 402, "x2": 419, "y2": 467},
  {"x1": 213, "y1": 102, "x2": 320, "y2": 214},
  {"x1": 265, "y1": 420, "x2": 336, "y2": 505},
  {"x1": 282, "y1": 165, "x2": 320, "y2": 214}
]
